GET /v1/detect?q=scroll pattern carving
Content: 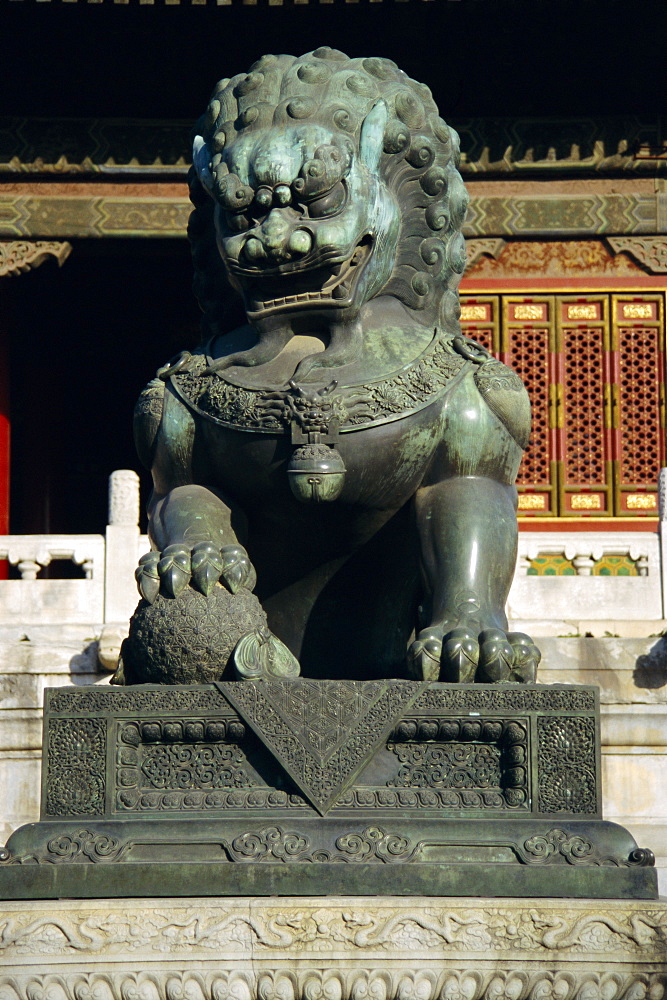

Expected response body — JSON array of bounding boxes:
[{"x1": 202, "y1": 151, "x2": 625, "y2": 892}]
[
  {"x1": 412, "y1": 687, "x2": 595, "y2": 712},
  {"x1": 0, "y1": 829, "x2": 130, "y2": 866},
  {"x1": 225, "y1": 825, "x2": 418, "y2": 864},
  {"x1": 389, "y1": 742, "x2": 502, "y2": 788},
  {"x1": 0, "y1": 240, "x2": 71, "y2": 276},
  {"x1": 139, "y1": 744, "x2": 254, "y2": 790},
  {"x1": 116, "y1": 717, "x2": 256, "y2": 811},
  {"x1": 518, "y1": 827, "x2": 654, "y2": 868},
  {"x1": 386, "y1": 718, "x2": 528, "y2": 809},
  {"x1": 607, "y1": 236, "x2": 667, "y2": 273}
]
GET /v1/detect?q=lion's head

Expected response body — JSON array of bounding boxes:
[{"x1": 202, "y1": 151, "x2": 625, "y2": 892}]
[{"x1": 190, "y1": 47, "x2": 468, "y2": 348}]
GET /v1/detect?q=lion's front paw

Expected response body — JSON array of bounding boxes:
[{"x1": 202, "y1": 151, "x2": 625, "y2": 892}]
[
  {"x1": 135, "y1": 542, "x2": 256, "y2": 602},
  {"x1": 408, "y1": 626, "x2": 540, "y2": 684}
]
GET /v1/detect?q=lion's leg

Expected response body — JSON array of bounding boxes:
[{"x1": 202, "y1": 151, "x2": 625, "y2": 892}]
[
  {"x1": 126, "y1": 484, "x2": 299, "y2": 683},
  {"x1": 409, "y1": 476, "x2": 539, "y2": 683},
  {"x1": 149, "y1": 484, "x2": 239, "y2": 552},
  {"x1": 140, "y1": 484, "x2": 255, "y2": 599}
]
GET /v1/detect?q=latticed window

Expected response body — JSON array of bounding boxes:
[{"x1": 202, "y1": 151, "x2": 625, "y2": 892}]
[{"x1": 459, "y1": 293, "x2": 666, "y2": 517}]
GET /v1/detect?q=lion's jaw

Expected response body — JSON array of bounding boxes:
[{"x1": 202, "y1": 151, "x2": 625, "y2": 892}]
[{"x1": 209, "y1": 125, "x2": 400, "y2": 326}]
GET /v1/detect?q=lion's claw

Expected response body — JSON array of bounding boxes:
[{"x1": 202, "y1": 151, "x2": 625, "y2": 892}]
[
  {"x1": 157, "y1": 544, "x2": 192, "y2": 598},
  {"x1": 135, "y1": 552, "x2": 160, "y2": 604},
  {"x1": 477, "y1": 628, "x2": 514, "y2": 683},
  {"x1": 408, "y1": 630, "x2": 443, "y2": 681},
  {"x1": 505, "y1": 632, "x2": 540, "y2": 683},
  {"x1": 191, "y1": 541, "x2": 224, "y2": 596},
  {"x1": 135, "y1": 541, "x2": 256, "y2": 601},
  {"x1": 442, "y1": 628, "x2": 479, "y2": 683},
  {"x1": 220, "y1": 544, "x2": 255, "y2": 595},
  {"x1": 408, "y1": 623, "x2": 540, "y2": 683}
]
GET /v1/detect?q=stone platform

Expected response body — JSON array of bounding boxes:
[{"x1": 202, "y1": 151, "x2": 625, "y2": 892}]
[
  {"x1": 0, "y1": 680, "x2": 658, "y2": 899},
  {"x1": 0, "y1": 895, "x2": 665, "y2": 998},
  {"x1": 2, "y1": 633, "x2": 666, "y2": 891}
]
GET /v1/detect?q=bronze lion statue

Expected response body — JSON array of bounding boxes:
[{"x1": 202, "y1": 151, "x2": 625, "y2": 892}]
[{"x1": 119, "y1": 48, "x2": 540, "y2": 686}]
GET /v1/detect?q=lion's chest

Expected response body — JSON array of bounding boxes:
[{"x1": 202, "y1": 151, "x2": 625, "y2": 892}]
[
  {"x1": 172, "y1": 337, "x2": 469, "y2": 511},
  {"x1": 192, "y1": 404, "x2": 442, "y2": 513}
]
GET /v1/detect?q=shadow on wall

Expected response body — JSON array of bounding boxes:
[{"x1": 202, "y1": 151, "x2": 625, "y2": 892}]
[
  {"x1": 634, "y1": 636, "x2": 667, "y2": 689},
  {"x1": 68, "y1": 642, "x2": 107, "y2": 686}
]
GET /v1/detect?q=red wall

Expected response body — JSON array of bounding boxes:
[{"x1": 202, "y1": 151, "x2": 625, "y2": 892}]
[{"x1": 0, "y1": 321, "x2": 8, "y2": 578}]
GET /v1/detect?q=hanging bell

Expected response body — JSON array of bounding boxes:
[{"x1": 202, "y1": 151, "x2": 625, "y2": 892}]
[{"x1": 287, "y1": 442, "x2": 346, "y2": 503}]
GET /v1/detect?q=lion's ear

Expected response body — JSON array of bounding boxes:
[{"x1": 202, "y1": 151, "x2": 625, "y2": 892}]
[{"x1": 359, "y1": 100, "x2": 388, "y2": 172}]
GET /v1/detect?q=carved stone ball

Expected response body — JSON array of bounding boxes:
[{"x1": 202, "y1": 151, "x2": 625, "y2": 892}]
[{"x1": 120, "y1": 585, "x2": 267, "y2": 684}]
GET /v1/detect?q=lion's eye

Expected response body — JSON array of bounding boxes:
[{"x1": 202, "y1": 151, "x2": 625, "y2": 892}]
[{"x1": 307, "y1": 181, "x2": 346, "y2": 219}]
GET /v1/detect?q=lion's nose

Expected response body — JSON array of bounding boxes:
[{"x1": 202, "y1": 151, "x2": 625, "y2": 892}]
[
  {"x1": 260, "y1": 210, "x2": 290, "y2": 261},
  {"x1": 244, "y1": 213, "x2": 312, "y2": 265}
]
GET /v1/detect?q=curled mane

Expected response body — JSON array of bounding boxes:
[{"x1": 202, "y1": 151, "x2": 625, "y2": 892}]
[{"x1": 188, "y1": 47, "x2": 469, "y2": 341}]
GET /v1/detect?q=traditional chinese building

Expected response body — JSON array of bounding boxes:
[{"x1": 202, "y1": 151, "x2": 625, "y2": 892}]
[
  {"x1": 1, "y1": 0, "x2": 665, "y2": 540},
  {"x1": 0, "y1": 0, "x2": 666, "y2": 889}
]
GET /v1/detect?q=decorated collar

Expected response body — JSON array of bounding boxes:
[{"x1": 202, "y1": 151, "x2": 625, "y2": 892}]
[{"x1": 167, "y1": 333, "x2": 471, "y2": 436}]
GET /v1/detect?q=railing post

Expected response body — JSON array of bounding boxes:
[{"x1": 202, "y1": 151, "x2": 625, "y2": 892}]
[
  {"x1": 660, "y1": 468, "x2": 667, "y2": 619},
  {"x1": 104, "y1": 470, "x2": 141, "y2": 625},
  {"x1": 572, "y1": 554, "x2": 595, "y2": 577}
]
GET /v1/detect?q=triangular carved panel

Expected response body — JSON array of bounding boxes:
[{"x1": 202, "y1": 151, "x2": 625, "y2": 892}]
[{"x1": 219, "y1": 680, "x2": 421, "y2": 814}]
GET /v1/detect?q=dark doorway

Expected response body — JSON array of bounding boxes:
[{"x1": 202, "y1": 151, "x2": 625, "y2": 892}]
[{"x1": 4, "y1": 238, "x2": 200, "y2": 535}]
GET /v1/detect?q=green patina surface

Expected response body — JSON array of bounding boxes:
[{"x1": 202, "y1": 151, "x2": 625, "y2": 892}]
[{"x1": 0, "y1": 682, "x2": 657, "y2": 900}]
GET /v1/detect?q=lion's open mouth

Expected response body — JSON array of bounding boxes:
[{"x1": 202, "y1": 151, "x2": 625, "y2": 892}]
[{"x1": 244, "y1": 238, "x2": 372, "y2": 318}]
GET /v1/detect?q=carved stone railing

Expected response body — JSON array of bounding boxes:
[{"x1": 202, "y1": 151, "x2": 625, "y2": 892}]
[
  {"x1": 0, "y1": 470, "x2": 147, "y2": 627},
  {"x1": 0, "y1": 534, "x2": 106, "y2": 625},
  {"x1": 516, "y1": 535, "x2": 652, "y2": 576},
  {"x1": 0, "y1": 536, "x2": 101, "y2": 581},
  {"x1": 508, "y1": 531, "x2": 663, "y2": 623}
]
